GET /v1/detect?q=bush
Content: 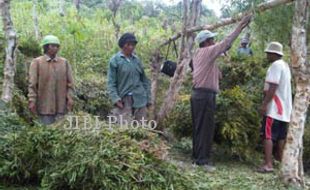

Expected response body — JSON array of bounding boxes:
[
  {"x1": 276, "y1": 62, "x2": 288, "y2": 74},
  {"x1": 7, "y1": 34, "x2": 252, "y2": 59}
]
[
  {"x1": 215, "y1": 86, "x2": 260, "y2": 160},
  {"x1": 75, "y1": 80, "x2": 113, "y2": 118},
  {"x1": 0, "y1": 110, "x2": 28, "y2": 140},
  {"x1": 162, "y1": 94, "x2": 192, "y2": 139},
  {"x1": 220, "y1": 56, "x2": 267, "y2": 93},
  {"x1": 18, "y1": 36, "x2": 41, "y2": 58}
]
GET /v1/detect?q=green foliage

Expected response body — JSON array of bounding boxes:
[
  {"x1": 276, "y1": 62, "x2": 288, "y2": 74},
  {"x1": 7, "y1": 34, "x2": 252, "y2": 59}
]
[
  {"x1": 14, "y1": 52, "x2": 32, "y2": 97},
  {"x1": 12, "y1": 88, "x2": 36, "y2": 124},
  {"x1": 74, "y1": 79, "x2": 113, "y2": 118},
  {"x1": 0, "y1": 116, "x2": 192, "y2": 189},
  {"x1": 253, "y1": 4, "x2": 294, "y2": 50},
  {"x1": 221, "y1": 0, "x2": 264, "y2": 18},
  {"x1": 220, "y1": 56, "x2": 267, "y2": 92},
  {"x1": 215, "y1": 86, "x2": 260, "y2": 159},
  {"x1": 18, "y1": 36, "x2": 41, "y2": 57},
  {"x1": 162, "y1": 95, "x2": 192, "y2": 139},
  {"x1": 0, "y1": 110, "x2": 28, "y2": 139}
]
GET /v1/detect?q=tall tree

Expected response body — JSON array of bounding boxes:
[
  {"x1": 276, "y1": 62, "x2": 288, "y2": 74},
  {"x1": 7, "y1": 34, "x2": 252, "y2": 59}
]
[
  {"x1": 59, "y1": 0, "x2": 65, "y2": 17},
  {"x1": 281, "y1": 0, "x2": 310, "y2": 187},
  {"x1": 32, "y1": 0, "x2": 40, "y2": 40},
  {"x1": 73, "y1": 0, "x2": 81, "y2": 11},
  {"x1": 156, "y1": 0, "x2": 201, "y2": 122},
  {"x1": 108, "y1": 0, "x2": 122, "y2": 39},
  {"x1": 0, "y1": 0, "x2": 17, "y2": 103}
]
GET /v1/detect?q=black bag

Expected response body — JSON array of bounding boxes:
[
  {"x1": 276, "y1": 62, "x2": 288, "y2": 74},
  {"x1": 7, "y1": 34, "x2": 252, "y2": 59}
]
[
  {"x1": 160, "y1": 40, "x2": 178, "y2": 77},
  {"x1": 161, "y1": 60, "x2": 176, "y2": 77}
]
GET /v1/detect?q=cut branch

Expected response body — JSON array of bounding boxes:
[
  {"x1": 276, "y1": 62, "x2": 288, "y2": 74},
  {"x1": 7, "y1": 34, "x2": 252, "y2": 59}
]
[{"x1": 159, "y1": 0, "x2": 295, "y2": 48}]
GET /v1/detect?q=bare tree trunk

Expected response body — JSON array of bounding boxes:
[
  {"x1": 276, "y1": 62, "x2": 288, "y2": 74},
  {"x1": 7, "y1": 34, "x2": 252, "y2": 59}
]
[
  {"x1": 156, "y1": 0, "x2": 201, "y2": 122},
  {"x1": 0, "y1": 0, "x2": 17, "y2": 103},
  {"x1": 280, "y1": 0, "x2": 310, "y2": 188},
  {"x1": 73, "y1": 0, "x2": 80, "y2": 11},
  {"x1": 59, "y1": 0, "x2": 65, "y2": 17},
  {"x1": 149, "y1": 50, "x2": 162, "y2": 120},
  {"x1": 32, "y1": 0, "x2": 40, "y2": 40},
  {"x1": 108, "y1": 0, "x2": 122, "y2": 39}
]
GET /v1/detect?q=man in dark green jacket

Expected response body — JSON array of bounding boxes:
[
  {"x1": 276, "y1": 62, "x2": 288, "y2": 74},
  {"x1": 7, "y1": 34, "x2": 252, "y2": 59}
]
[{"x1": 107, "y1": 33, "x2": 151, "y2": 123}]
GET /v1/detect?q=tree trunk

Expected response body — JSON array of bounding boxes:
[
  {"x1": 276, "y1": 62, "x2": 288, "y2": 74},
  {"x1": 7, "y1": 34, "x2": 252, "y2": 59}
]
[
  {"x1": 73, "y1": 0, "x2": 80, "y2": 11},
  {"x1": 155, "y1": 0, "x2": 201, "y2": 122},
  {"x1": 108, "y1": 0, "x2": 122, "y2": 40},
  {"x1": 0, "y1": 0, "x2": 17, "y2": 103},
  {"x1": 149, "y1": 50, "x2": 162, "y2": 120},
  {"x1": 280, "y1": 0, "x2": 310, "y2": 188},
  {"x1": 32, "y1": 0, "x2": 40, "y2": 40},
  {"x1": 59, "y1": 0, "x2": 65, "y2": 17}
]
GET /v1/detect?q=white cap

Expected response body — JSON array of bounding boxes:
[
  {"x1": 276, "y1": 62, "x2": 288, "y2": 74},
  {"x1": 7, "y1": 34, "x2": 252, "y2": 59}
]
[
  {"x1": 195, "y1": 30, "x2": 217, "y2": 44},
  {"x1": 265, "y1": 42, "x2": 284, "y2": 56}
]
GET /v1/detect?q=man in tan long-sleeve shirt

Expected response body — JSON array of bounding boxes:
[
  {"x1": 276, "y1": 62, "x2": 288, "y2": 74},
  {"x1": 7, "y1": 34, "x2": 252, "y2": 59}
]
[
  {"x1": 191, "y1": 15, "x2": 251, "y2": 172},
  {"x1": 28, "y1": 35, "x2": 74, "y2": 125}
]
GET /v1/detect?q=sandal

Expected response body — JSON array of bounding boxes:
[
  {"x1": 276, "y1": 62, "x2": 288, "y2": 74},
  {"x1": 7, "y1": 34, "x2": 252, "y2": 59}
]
[{"x1": 256, "y1": 166, "x2": 274, "y2": 173}]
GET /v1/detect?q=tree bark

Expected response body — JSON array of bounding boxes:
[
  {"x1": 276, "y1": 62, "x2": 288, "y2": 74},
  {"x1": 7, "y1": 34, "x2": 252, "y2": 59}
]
[
  {"x1": 32, "y1": 0, "x2": 40, "y2": 40},
  {"x1": 59, "y1": 0, "x2": 65, "y2": 17},
  {"x1": 73, "y1": 0, "x2": 80, "y2": 11},
  {"x1": 149, "y1": 50, "x2": 162, "y2": 120},
  {"x1": 0, "y1": 0, "x2": 17, "y2": 103},
  {"x1": 280, "y1": 0, "x2": 310, "y2": 188},
  {"x1": 108, "y1": 0, "x2": 122, "y2": 39},
  {"x1": 155, "y1": 0, "x2": 201, "y2": 122}
]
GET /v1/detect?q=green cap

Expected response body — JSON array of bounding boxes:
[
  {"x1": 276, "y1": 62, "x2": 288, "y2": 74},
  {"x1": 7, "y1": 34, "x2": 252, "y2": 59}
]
[{"x1": 41, "y1": 35, "x2": 60, "y2": 46}]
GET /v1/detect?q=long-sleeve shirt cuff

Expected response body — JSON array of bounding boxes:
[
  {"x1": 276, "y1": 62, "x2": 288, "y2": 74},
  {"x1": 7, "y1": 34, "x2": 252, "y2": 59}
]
[{"x1": 112, "y1": 96, "x2": 121, "y2": 105}]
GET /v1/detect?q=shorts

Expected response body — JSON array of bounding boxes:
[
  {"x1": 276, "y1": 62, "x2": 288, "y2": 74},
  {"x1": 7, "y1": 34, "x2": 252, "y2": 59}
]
[{"x1": 260, "y1": 116, "x2": 288, "y2": 141}]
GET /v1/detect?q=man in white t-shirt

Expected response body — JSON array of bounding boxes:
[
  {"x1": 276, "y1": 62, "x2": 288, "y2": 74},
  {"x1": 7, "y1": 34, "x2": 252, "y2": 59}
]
[{"x1": 257, "y1": 42, "x2": 292, "y2": 173}]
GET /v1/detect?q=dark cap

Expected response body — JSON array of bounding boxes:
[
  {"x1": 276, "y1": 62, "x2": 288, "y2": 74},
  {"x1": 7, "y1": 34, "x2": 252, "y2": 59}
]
[{"x1": 118, "y1": 33, "x2": 138, "y2": 48}]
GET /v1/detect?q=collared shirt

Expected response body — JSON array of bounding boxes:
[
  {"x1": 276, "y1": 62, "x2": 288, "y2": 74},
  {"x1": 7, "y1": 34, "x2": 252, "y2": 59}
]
[
  {"x1": 192, "y1": 25, "x2": 243, "y2": 92},
  {"x1": 28, "y1": 55, "x2": 74, "y2": 115},
  {"x1": 237, "y1": 47, "x2": 253, "y2": 56},
  {"x1": 107, "y1": 51, "x2": 151, "y2": 108}
]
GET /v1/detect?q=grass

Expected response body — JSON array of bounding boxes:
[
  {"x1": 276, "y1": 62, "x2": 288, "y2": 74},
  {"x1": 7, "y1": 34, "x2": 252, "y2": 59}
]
[{"x1": 169, "y1": 138, "x2": 308, "y2": 190}]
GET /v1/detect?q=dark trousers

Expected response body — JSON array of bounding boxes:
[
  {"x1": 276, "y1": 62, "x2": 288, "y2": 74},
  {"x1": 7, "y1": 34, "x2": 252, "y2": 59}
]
[{"x1": 191, "y1": 88, "x2": 216, "y2": 165}]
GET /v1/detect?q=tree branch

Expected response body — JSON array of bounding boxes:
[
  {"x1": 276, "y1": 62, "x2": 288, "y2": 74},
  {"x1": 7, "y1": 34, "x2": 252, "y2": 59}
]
[{"x1": 159, "y1": 0, "x2": 295, "y2": 48}]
